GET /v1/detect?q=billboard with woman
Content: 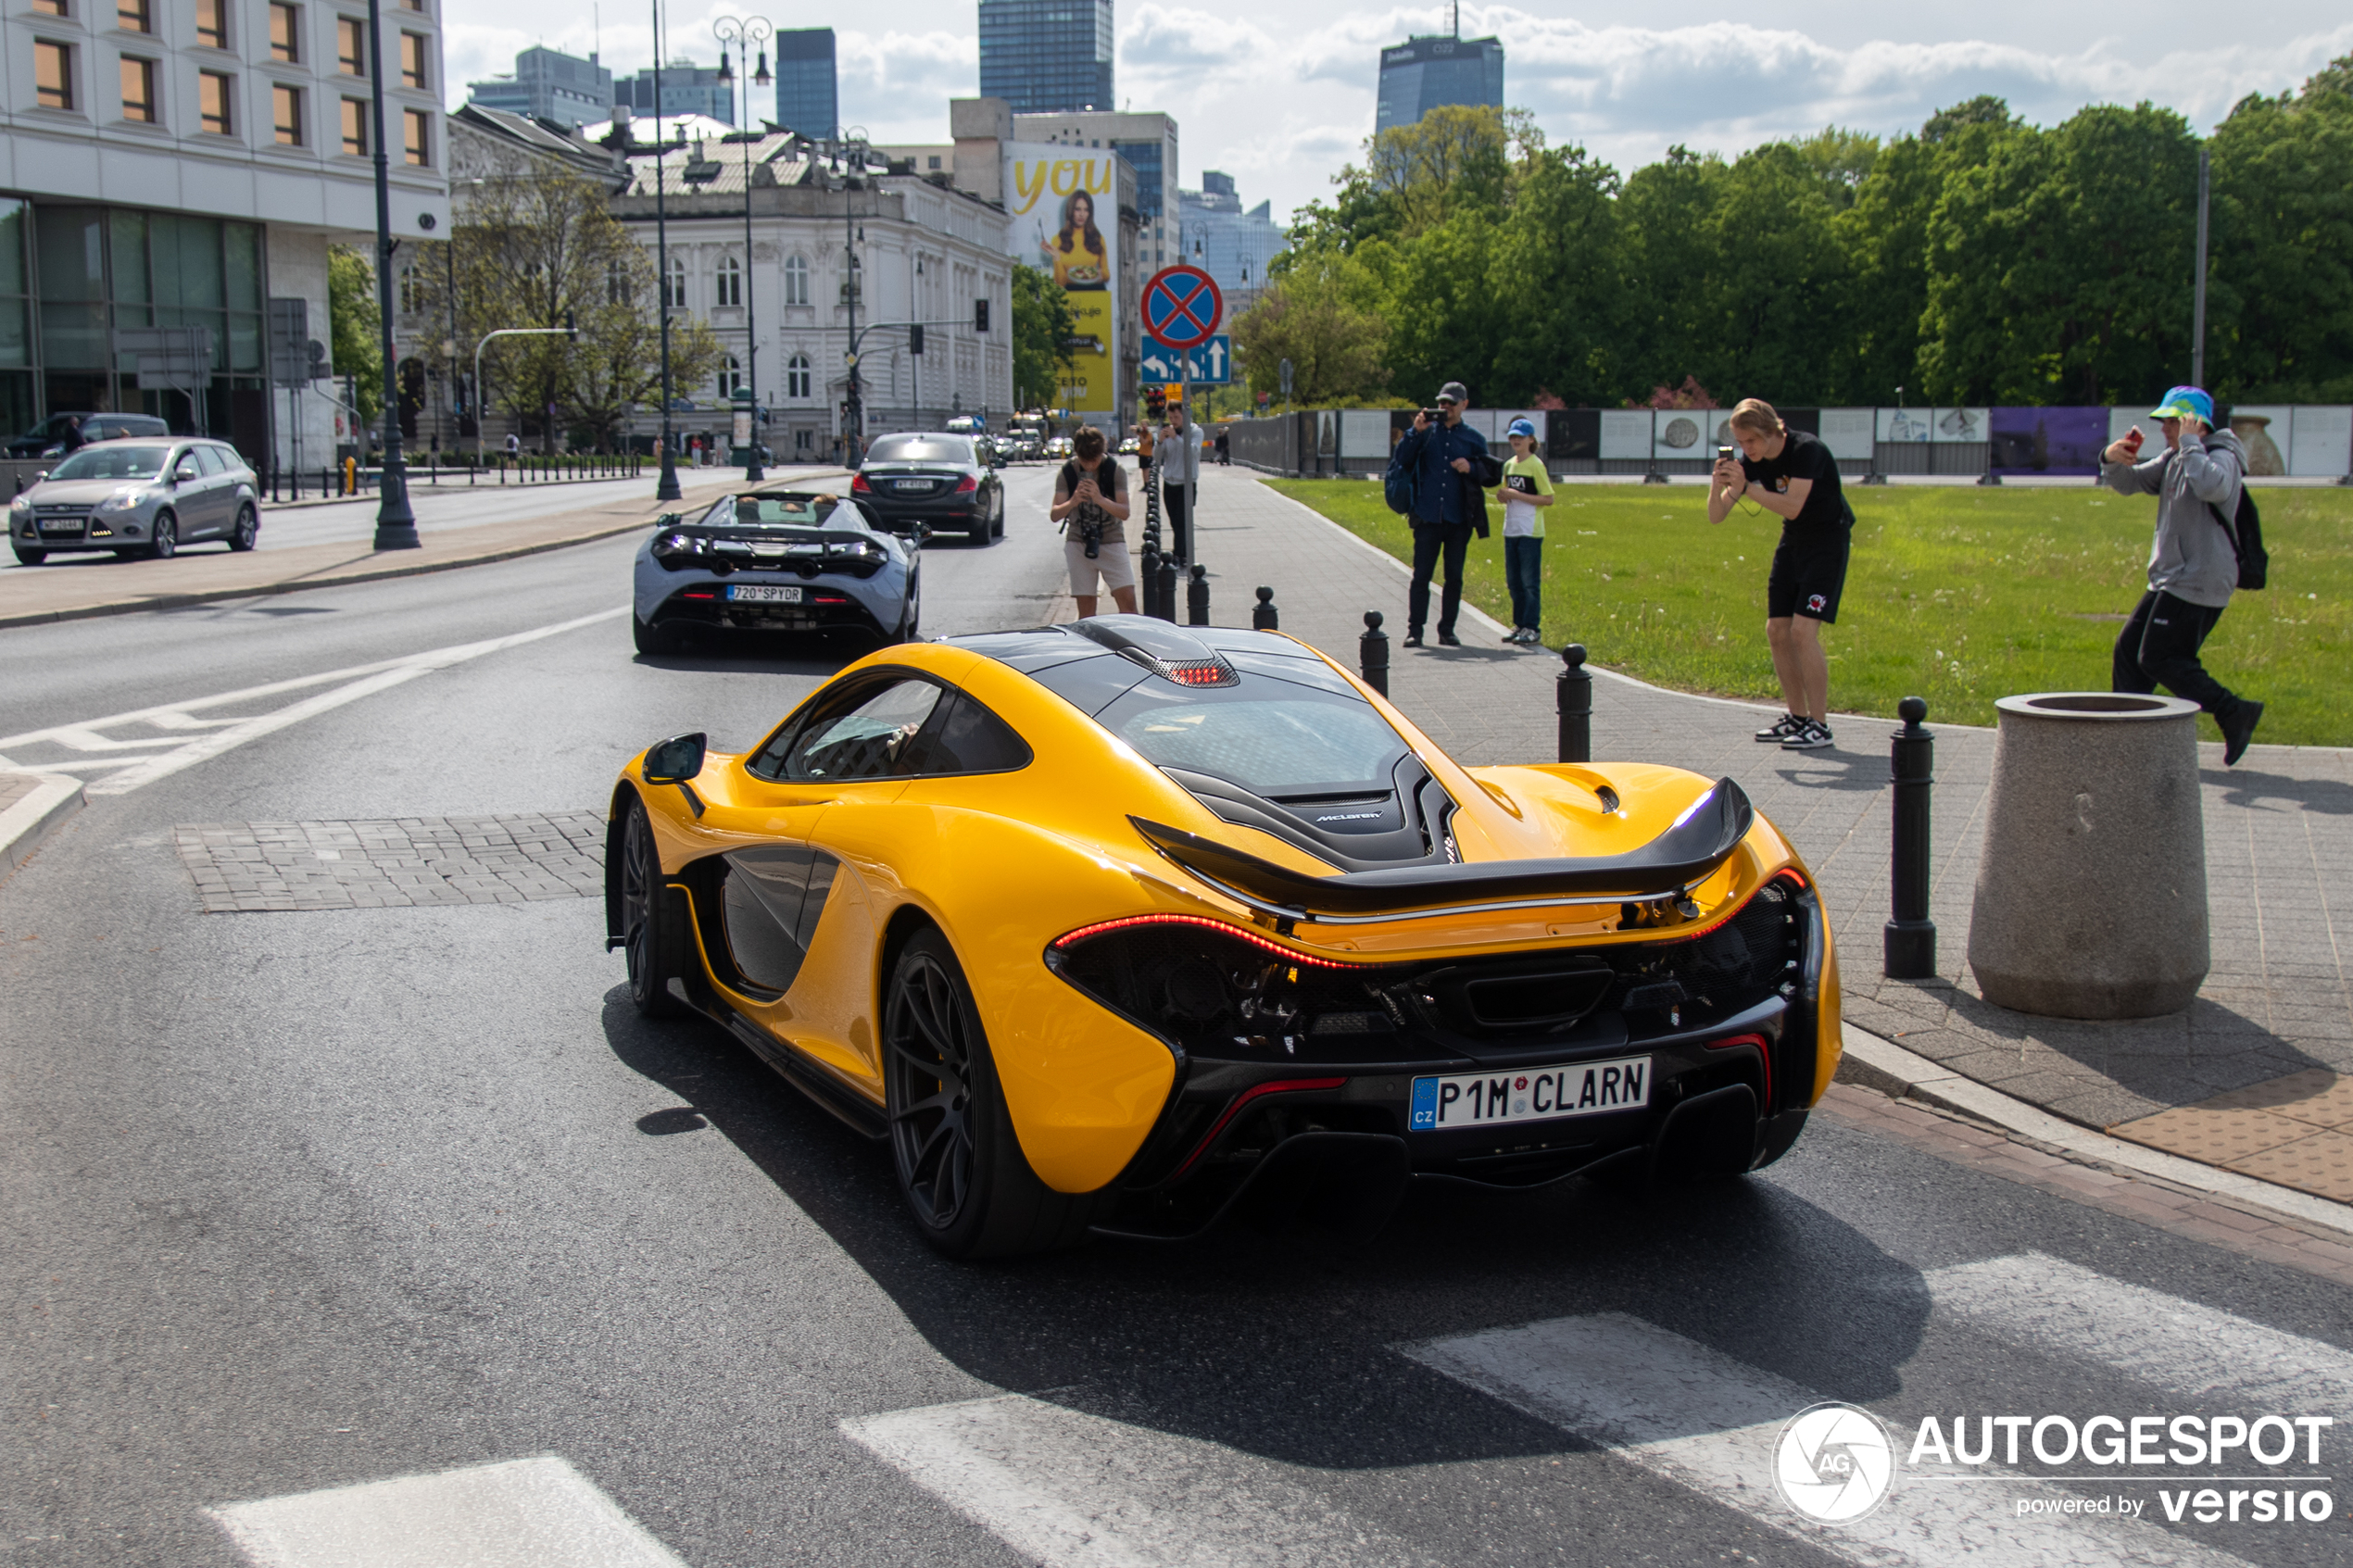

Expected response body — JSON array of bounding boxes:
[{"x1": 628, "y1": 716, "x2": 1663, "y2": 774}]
[{"x1": 1002, "y1": 143, "x2": 1119, "y2": 426}]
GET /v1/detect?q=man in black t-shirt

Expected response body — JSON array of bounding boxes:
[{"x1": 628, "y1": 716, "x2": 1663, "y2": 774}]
[{"x1": 1706, "y1": 397, "x2": 1854, "y2": 750}]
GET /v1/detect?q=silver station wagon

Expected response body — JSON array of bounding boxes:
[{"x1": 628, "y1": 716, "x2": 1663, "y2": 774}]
[{"x1": 8, "y1": 438, "x2": 260, "y2": 565}]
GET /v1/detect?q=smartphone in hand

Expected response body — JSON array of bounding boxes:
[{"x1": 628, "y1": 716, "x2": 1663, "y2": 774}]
[{"x1": 2122, "y1": 427, "x2": 2145, "y2": 455}]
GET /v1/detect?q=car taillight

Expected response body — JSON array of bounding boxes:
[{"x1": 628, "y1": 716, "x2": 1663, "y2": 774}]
[
  {"x1": 1048, "y1": 915, "x2": 1394, "y2": 1058},
  {"x1": 952, "y1": 473, "x2": 978, "y2": 495},
  {"x1": 849, "y1": 471, "x2": 873, "y2": 494}
]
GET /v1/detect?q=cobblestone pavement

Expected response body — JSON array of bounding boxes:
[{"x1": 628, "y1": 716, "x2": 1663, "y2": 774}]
[
  {"x1": 1165, "y1": 467, "x2": 2353, "y2": 1197},
  {"x1": 0, "y1": 771, "x2": 31, "y2": 814},
  {"x1": 175, "y1": 813, "x2": 603, "y2": 912}
]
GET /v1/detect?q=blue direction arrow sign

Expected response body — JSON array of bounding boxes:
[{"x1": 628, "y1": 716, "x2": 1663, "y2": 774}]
[
  {"x1": 1139, "y1": 335, "x2": 1232, "y2": 385},
  {"x1": 1141, "y1": 265, "x2": 1223, "y2": 350}
]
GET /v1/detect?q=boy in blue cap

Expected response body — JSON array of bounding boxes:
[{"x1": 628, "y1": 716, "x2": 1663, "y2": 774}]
[
  {"x1": 1491, "y1": 417, "x2": 1554, "y2": 643},
  {"x1": 2099, "y1": 385, "x2": 2262, "y2": 764}
]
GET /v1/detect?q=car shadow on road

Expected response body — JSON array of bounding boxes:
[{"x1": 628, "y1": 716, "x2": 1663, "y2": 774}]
[{"x1": 598, "y1": 985, "x2": 1935, "y2": 1472}]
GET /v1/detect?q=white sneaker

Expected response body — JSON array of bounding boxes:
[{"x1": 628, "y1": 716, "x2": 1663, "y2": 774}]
[
  {"x1": 1781, "y1": 720, "x2": 1835, "y2": 751},
  {"x1": 1755, "y1": 713, "x2": 1807, "y2": 743}
]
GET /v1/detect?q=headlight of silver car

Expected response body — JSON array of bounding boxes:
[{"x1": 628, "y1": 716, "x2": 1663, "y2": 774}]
[{"x1": 95, "y1": 488, "x2": 146, "y2": 513}]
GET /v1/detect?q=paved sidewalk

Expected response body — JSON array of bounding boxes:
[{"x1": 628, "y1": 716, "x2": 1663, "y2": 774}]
[
  {"x1": 0, "y1": 472, "x2": 763, "y2": 630},
  {"x1": 0, "y1": 768, "x2": 82, "y2": 872},
  {"x1": 1146, "y1": 467, "x2": 2353, "y2": 1203}
]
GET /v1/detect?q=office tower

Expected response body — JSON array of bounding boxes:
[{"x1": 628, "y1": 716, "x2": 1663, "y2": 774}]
[
  {"x1": 614, "y1": 61, "x2": 735, "y2": 127},
  {"x1": 1177, "y1": 171, "x2": 1286, "y2": 305},
  {"x1": 772, "y1": 29, "x2": 837, "y2": 141},
  {"x1": 464, "y1": 46, "x2": 614, "y2": 129},
  {"x1": 977, "y1": 0, "x2": 1114, "y2": 116},
  {"x1": 1374, "y1": 32, "x2": 1504, "y2": 133}
]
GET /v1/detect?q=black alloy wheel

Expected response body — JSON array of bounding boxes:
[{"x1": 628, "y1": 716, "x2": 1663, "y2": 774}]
[
  {"x1": 147, "y1": 512, "x2": 177, "y2": 560},
  {"x1": 227, "y1": 505, "x2": 258, "y2": 552},
  {"x1": 619, "y1": 795, "x2": 690, "y2": 1019}
]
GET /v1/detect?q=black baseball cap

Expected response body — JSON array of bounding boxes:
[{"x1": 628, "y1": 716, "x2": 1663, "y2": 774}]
[{"x1": 1437, "y1": 382, "x2": 1468, "y2": 404}]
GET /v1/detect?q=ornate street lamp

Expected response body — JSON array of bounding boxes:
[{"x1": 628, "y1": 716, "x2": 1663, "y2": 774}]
[
  {"x1": 649, "y1": 0, "x2": 684, "y2": 501},
  {"x1": 366, "y1": 0, "x2": 416, "y2": 548},
  {"x1": 713, "y1": 15, "x2": 772, "y2": 483}
]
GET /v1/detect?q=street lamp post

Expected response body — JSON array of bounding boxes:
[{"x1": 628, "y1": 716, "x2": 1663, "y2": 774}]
[
  {"x1": 365, "y1": 0, "x2": 417, "y2": 548},
  {"x1": 649, "y1": 0, "x2": 683, "y2": 501},
  {"x1": 714, "y1": 15, "x2": 773, "y2": 483},
  {"x1": 835, "y1": 129, "x2": 871, "y2": 465}
]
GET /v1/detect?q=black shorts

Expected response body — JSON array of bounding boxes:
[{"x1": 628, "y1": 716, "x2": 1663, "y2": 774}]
[{"x1": 1768, "y1": 528, "x2": 1852, "y2": 622}]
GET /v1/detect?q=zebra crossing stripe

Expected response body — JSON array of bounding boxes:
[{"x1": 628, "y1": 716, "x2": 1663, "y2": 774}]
[
  {"x1": 1403, "y1": 1312, "x2": 2259, "y2": 1568},
  {"x1": 841, "y1": 1394, "x2": 1429, "y2": 1568},
  {"x1": 208, "y1": 1455, "x2": 686, "y2": 1568},
  {"x1": 1922, "y1": 1252, "x2": 2353, "y2": 1411}
]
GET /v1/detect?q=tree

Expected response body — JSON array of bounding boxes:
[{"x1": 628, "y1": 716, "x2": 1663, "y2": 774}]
[
  {"x1": 328, "y1": 245, "x2": 383, "y2": 422},
  {"x1": 1009, "y1": 262, "x2": 1075, "y2": 410},
  {"x1": 2207, "y1": 56, "x2": 2353, "y2": 400},
  {"x1": 1230, "y1": 250, "x2": 1388, "y2": 406}
]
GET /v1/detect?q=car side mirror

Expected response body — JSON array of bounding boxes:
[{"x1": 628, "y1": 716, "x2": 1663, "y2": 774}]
[
  {"x1": 642, "y1": 732, "x2": 706, "y2": 784},
  {"x1": 653, "y1": 512, "x2": 682, "y2": 529},
  {"x1": 912, "y1": 521, "x2": 933, "y2": 542},
  {"x1": 173, "y1": 464, "x2": 198, "y2": 483}
]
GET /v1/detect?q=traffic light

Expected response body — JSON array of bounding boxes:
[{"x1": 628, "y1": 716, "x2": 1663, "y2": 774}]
[
  {"x1": 1144, "y1": 385, "x2": 1166, "y2": 419},
  {"x1": 974, "y1": 298, "x2": 989, "y2": 332},
  {"x1": 909, "y1": 324, "x2": 925, "y2": 356}
]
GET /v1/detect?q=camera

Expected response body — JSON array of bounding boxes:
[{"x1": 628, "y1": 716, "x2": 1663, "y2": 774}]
[
  {"x1": 1422, "y1": 408, "x2": 1444, "y2": 424},
  {"x1": 1079, "y1": 520, "x2": 1103, "y2": 559}
]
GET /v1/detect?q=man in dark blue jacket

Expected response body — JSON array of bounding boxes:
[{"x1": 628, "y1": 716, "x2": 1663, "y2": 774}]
[{"x1": 1390, "y1": 381, "x2": 1490, "y2": 646}]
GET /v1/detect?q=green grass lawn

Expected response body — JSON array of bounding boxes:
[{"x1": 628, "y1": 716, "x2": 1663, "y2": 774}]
[{"x1": 1265, "y1": 478, "x2": 2353, "y2": 746}]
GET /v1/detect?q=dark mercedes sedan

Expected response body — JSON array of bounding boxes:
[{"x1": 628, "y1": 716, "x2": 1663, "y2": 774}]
[{"x1": 849, "y1": 433, "x2": 1003, "y2": 545}]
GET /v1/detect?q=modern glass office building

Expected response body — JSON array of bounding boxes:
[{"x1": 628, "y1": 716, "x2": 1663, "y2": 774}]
[
  {"x1": 464, "y1": 46, "x2": 614, "y2": 130},
  {"x1": 772, "y1": 29, "x2": 837, "y2": 142},
  {"x1": 1374, "y1": 34, "x2": 1504, "y2": 133},
  {"x1": 615, "y1": 63, "x2": 734, "y2": 127},
  {"x1": 977, "y1": 0, "x2": 1115, "y2": 116}
]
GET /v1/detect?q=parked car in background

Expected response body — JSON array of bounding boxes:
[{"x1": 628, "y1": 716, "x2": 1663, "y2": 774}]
[
  {"x1": 8, "y1": 438, "x2": 260, "y2": 565},
  {"x1": 1045, "y1": 434, "x2": 1074, "y2": 461},
  {"x1": 6, "y1": 411, "x2": 171, "y2": 458},
  {"x1": 849, "y1": 433, "x2": 1004, "y2": 546}
]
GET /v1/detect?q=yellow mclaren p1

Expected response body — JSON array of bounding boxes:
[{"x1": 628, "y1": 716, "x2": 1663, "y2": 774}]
[{"x1": 606, "y1": 616, "x2": 1841, "y2": 1258}]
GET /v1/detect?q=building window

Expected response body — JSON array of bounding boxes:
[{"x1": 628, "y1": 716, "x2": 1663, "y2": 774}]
[
  {"x1": 662, "y1": 255, "x2": 686, "y2": 309},
  {"x1": 400, "y1": 31, "x2": 426, "y2": 89},
  {"x1": 397, "y1": 263, "x2": 420, "y2": 314},
  {"x1": 717, "y1": 356, "x2": 742, "y2": 398},
  {"x1": 783, "y1": 255, "x2": 809, "y2": 307},
  {"x1": 340, "y1": 96, "x2": 367, "y2": 155},
  {"x1": 606, "y1": 259, "x2": 632, "y2": 305},
  {"x1": 786, "y1": 354, "x2": 811, "y2": 399},
  {"x1": 117, "y1": 0, "x2": 149, "y2": 31},
  {"x1": 271, "y1": 3, "x2": 300, "y2": 62},
  {"x1": 402, "y1": 107, "x2": 430, "y2": 166},
  {"x1": 35, "y1": 41, "x2": 74, "y2": 110},
  {"x1": 32, "y1": 0, "x2": 67, "y2": 14},
  {"x1": 715, "y1": 256, "x2": 741, "y2": 307},
  {"x1": 337, "y1": 16, "x2": 365, "y2": 75},
  {"x1": 199, "y1": 69, "x2": 233, "y2": 134},
  {"x1": 272, "y1": 83, "x2": 302, "y2": 145},
  {"x1": 196, "y1": 0, "x2": 227, "y2": 46},
  {"x1": 402, "y1": 0, "x2": 424, "y2": 8},
  {"x1": 119, "y1": 56, "x2": 156, "y2": 121}
]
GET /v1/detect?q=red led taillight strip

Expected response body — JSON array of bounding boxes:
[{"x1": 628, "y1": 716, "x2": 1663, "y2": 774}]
[
  {"x1": 1171, "y1": 1077, "x2": 1349, "y2": 1179},
  {"x1": 1050, "y1": 912, "x2": 1368, "y2": 970}
]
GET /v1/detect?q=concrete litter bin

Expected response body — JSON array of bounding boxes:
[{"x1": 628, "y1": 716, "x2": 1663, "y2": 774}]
[{"x1": 1968, "y1": 692, "x2": 2208, "y2": 1019}]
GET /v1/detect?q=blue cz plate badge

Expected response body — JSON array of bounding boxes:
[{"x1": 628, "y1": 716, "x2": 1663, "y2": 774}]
[{"x1": 1409, "y1": 1055, "x2": 1651, "y2": 1131}]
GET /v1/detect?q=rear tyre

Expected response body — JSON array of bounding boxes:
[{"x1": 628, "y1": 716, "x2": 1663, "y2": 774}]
[
  {"x1": 632, "y1": 614, "x2": 681, "y2": 656},
  {"x1": 991, "y1": 503, "x2": 1004, "y2": 539},
  {"x1": 884, "y1": 928, "x2": 1101, "y2": 1259},
  {"x1": 616, "y1": 793, "x2": 692, "y2": 1020},
  {"x1": 967, "y1": 515, "x2": 990, "y2": 546},
  {"x1": 10, "y1": 546, "x2": 44, "y2": 567},
  {"x1": 227, "y1": 504, "x2": 258, "y2": 552},
  {"x1": 146, "y1": 512, "x2": 177, "y2": 560}
]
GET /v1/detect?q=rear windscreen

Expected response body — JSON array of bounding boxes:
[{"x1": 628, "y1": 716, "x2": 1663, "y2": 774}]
[
  {"x1": 1100, "y1": 685, "x2": 1404, "y2": 797},
  {"x1": 864, "y1": 437, "x2": 972, "y2": 465}
]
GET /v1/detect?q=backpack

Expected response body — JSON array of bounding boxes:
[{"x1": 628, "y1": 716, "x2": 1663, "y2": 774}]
[
  {"x1": 1382, "y1": 437, "x2": 1417, "y2": 516},
  {"x1": 2209, "y1": 485, "x2": 2268, "y2": 591}
]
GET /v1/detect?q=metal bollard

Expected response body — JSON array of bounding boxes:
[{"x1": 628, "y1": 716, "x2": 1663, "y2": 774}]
[
  {"x1": 1154, "y1": 556, "x2": 1180, "y2": 623},
  {"x1": 1252, "y1": 585, "x2": 1278, "y2": 631},
  {"x1": 1556, "y1": 644, "x2": 1592, "y2": 763},
  {"x1": 1187, "y1": 564, "x2": 1210, "y2": 626},
  {"x1": 1359, "y1": 610, "x2": 1390, "y2": 696},
  {"x1": 1140, "y1": 541, "x2": 1161, "y2": 618},
  {"x1": 1884, "y1": 696, "x2": 1937, "y2": 978}
]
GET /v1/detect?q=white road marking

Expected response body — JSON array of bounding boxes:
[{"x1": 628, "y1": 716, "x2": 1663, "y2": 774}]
[
  {"x1": 0, "y1": 607, "x2": 625, "y2": 796},
  {"x1": 208, "y1": 1454, "x2": 686, "y2": 1568},
  {"x1": 1922, "y1": 1252, "x2": 2353, "y2": 1411},
  {"x1": 1404, "y1": 1312, "x2": 2259, "y2": 1568},
  {"x1": 842, "y1": 1394, "x2": 1429, "y2": 1568}
]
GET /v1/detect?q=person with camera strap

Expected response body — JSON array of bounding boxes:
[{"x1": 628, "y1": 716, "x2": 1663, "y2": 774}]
[{"x1": 1052, "y1": 425, "x2": 1137, "y2": 618}]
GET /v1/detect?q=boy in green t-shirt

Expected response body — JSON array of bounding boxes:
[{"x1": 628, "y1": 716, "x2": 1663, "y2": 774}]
[{"x1": 1491, "y1": 417, "x2": 1555, "y2": 644}]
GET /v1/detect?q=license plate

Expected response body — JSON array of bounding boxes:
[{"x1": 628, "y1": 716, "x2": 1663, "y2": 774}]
[
  {"x1": 39, "y1": 518, "x2": 85, "y2": 533},
  {"x1": 1409, "y1": 1054, "x2": 1651, "y2": 1131},
  {"x1": 726, "y1": 584, "x2": 803, "y2": 603},
  {"x1": 892, "y1": 479, "x2": 933, "y2": 493}
]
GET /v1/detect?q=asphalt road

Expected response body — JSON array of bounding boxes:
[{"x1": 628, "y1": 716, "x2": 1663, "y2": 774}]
[{"x1": 4, "y1": 464, "x2": 2349, "y2": 1568}]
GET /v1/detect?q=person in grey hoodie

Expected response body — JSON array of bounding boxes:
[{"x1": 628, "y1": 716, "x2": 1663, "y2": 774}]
[{"x1": 2100, "y1": 384, "x2": 2263, "y2": 765}]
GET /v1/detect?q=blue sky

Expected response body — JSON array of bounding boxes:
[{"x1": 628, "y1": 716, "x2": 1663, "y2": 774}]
[{"x1": 447, "y1": 0, "x2": 2353, "y2": 225}]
